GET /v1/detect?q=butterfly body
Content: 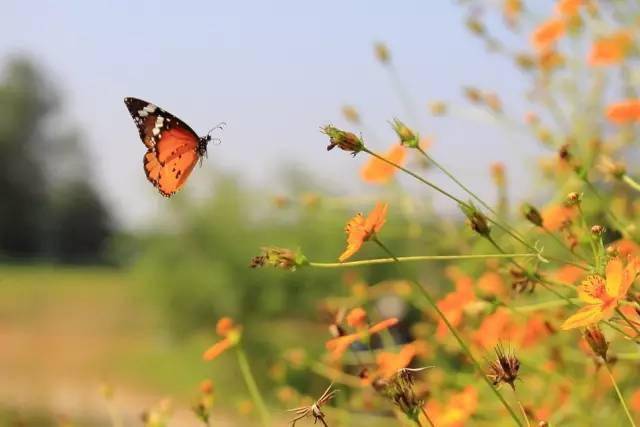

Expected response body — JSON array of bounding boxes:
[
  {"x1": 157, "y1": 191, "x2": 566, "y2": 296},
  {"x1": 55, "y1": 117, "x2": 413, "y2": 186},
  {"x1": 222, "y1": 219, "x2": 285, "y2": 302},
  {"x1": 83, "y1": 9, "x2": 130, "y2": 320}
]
[{"x1": 124, "y1": 97, "x2": 215, "y2": 197}]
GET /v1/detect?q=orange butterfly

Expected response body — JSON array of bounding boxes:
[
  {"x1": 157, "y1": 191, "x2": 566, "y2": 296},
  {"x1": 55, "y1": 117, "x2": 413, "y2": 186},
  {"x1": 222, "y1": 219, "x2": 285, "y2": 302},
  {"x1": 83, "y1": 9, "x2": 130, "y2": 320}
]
[{"x1": 124, "y1": 97, "x2": 224, "y2": 197}]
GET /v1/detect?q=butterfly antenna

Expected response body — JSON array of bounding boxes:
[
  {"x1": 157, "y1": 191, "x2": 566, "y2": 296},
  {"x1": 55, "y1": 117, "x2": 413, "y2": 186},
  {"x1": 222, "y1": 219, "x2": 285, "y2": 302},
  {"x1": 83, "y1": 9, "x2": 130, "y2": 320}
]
[{"x1": 207, "y1": 121, "x2": 227, "y2": 135}]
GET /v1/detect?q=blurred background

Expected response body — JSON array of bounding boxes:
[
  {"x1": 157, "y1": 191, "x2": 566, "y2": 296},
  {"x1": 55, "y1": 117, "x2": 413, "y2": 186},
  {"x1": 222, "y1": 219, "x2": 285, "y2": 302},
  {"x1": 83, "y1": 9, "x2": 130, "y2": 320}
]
[{"x1": 0, "y1": 1, "x2": 555, "y2": 425}]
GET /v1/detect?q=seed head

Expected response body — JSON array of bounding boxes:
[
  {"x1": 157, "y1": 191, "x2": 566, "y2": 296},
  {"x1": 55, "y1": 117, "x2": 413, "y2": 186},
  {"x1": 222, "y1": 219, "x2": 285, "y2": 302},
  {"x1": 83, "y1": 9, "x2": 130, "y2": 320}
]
[
  {"x1": 250, "y1": 247, "x2": 308, "y2": 271},
  {"x1": 374, "y1": 42, "x2": 391, "y2": 64},
  {"x1": 522, "y1": 203, "x2": 543, "y2": 227},
  {"x1": 460, "y1": 202, "x2": 491, "y2": 237},
  {"x1": 487, "y1": 344, "x2": 520, "y2": 389},
  {"x1": 390, "y1": 118, "x2": 419, "y2": 148},
  {"x1": 584, "y1": 325, "x2": 608, "y2": 360}
]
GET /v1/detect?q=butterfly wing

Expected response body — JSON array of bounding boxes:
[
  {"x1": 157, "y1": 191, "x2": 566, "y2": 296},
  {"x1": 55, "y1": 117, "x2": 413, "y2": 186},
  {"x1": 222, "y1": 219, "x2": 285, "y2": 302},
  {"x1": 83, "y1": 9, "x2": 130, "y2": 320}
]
[{"x1": 124, "y1": 97, "x2": 201, "y2": 197}]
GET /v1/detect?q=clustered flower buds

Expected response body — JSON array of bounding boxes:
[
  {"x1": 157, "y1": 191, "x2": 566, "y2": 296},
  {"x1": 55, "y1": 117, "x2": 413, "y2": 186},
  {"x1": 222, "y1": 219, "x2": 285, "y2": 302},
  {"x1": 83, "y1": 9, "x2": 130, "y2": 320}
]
[
  {"x1": 390, "y1": 118, "x2": 419, "y2": 148},
  {"x1": 321, "y1": 125, "x2": 364, "y2": 155},
  {"x1": 250, "y1": 247, "x2": 308, "y2": 271},
  {"x1": 487, "y1": 344, "x2": 520, "y2": 389}
]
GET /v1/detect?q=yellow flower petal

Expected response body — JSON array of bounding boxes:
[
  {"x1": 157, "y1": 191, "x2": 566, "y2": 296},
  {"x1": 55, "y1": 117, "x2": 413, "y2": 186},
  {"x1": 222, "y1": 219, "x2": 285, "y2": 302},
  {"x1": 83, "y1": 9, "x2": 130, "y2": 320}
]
[
  {"x1": 560, "y1": 305, "x2": 605, "y2": 330},
  {"x1": 605, "y1": 257, "x2": 623, "y2": 297}
]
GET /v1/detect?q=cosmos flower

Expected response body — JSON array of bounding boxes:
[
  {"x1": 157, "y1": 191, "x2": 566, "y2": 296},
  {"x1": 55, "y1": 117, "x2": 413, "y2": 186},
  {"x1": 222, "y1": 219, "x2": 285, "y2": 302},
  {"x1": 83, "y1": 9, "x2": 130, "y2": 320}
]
[
  {"x1": 561, "y1": 257, "x2": 639, "y2": 329},
  {"x1": 339, "y1": 202, "x2": 388, "y2": 262}
]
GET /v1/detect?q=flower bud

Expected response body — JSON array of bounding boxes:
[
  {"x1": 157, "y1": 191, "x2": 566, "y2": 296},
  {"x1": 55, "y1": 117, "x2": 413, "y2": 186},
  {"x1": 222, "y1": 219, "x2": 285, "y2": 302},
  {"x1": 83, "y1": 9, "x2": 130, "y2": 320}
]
[
  {"x1": 374, "y1": 42, "x2": 390, "y2": 64},
  {"x1": 522, "y1": 203, "x2": 543, "y2": 227},
  {"x1": 591, "y1": 225, "x2": 604, "y2": 237},
  {"x1": 460, "y1": 202, "x2": 491, "y2": 237},
  {"x1": 584, "y1": 325, "x2": 608, "y2": 360},
  {"x1": 342, "y1": 105, "x2": 360, "y2": 124},
  {"x1": 390, "y1": 118, "x2": 419, "y2": 148},
  {"x1": 429, "y1": 101, "x2": 447, "y2": 116},
  {"x1": 566, "y1": 192, "x2": 581, "y2": 206},
  {"x1": 250, "y1": 247, "x2": 308, "y2": 271},
  {"x1": 321, "y1": 125, "x2": 364, "y2": 155}
]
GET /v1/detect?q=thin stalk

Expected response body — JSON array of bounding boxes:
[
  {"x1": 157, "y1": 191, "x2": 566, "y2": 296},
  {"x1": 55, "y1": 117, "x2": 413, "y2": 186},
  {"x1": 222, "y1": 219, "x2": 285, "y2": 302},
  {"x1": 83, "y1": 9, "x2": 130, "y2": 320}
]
[
  {"x1": 603, "y1": 362, "x2": 637, "y2": 427},
  {"x1": 616, "y1": 307, "x2": 640, "y2": 337},
  {"x1": 542, "y1": 226, "x2": 590, "y2": 263},
  {"x1": 364, "y1": 147, "x2": 531, "y2": 250},
  {"x1": 372, "y1": 237, "x2": 524, "y2": 427},
  {"x1": 622, "y1": 174, "x2": 640, "y2": 193},
  {"x1": 420, "y1": 407, "x2": 435, "y2": 427},
  {"x1": 510, "y1": 385, "x2": 531, "y2": 427},
  {"x1": 308, "y1": 252, "x2": 539, "y2": 268},
  {"x1": 236, "y1": 346, "x2": 270, "y2": 426}
]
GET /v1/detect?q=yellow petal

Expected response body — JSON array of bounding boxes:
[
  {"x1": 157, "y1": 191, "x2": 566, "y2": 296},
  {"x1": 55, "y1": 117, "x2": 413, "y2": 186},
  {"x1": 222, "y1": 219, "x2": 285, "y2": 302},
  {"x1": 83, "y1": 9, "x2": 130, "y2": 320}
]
[
  {"x1": 620, "y1": 258, "x2": 640, "y2": 298},
  {"x1": 578, "y1": 276, "x2": 605, "y2": 304},
  {"x1": 560, "y1": 305, "x2": 605, "y2": 330},
  {"x1": 605, "y1": 257, "x2": 623, "y2": 297}
]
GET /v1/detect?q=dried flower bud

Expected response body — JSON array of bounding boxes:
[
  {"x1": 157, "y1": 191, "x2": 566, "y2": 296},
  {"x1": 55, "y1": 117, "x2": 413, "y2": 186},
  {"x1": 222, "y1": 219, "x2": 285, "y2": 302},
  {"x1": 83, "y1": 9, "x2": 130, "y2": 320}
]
[
  {"x1": 566, "y1": 192, "x2": 581, "y2": 206},
  {"x1": 460, "y1": 202, "x2": 491, "y2": 237},
  {"x1": 466, "y1": 18, "x2": 485, "y2": 36},
  {"x1": 342, "y1": 105, "x2": 360, "y2": 124},
  {"x1": 321, "y1": 125, "x2": 364, "y2": 155},
  {"x1": 250, "y1": 247, "x2": 308, "y2": 271},
  {"x1": 558, "y1": 144, "x2": 571, "y2": 162},
  {"x1": 591, "y1": 225, "x2": 604, "y2": 236},
  {"x1": 373, "y1": 368, "x2": 429, "y2": 423},
  {"x1": 522, "y1": 203, "x2": 543, "y2": 227},
  {"x1": 599, "y1": 157, "x2": 626, "y2": 180},
  {"x1": 429, "y1": 101, "x2": 447, "y2": 116},
  {"x1": 515, "y1": 53, "x2": 536, "y2": 70},
  {"x1": 390, "y1": 118, "x2": 419, "y2": 148},
  {"x1": 374, "y1": 42, "x2": 390, "y2": 64},
  {"x1": 463, "y1": 87, "x2": 483, "y2": 104},
  {"x1": 487, "y1": 344, "x2": 520, "y2": 389},
  {"x1": 484, "y1": 92, "x2": 502, "y2": 113},
  {"x1": 584, "y1": 325, "x2": 608, "y2": 360}
]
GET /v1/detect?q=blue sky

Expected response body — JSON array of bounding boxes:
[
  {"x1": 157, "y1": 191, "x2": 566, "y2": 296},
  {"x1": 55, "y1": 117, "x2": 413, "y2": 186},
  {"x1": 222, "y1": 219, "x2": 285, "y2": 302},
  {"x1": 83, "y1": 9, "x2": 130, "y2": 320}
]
[{"x1": 1, "y1": 1, "x2": 544, "y2": 227}]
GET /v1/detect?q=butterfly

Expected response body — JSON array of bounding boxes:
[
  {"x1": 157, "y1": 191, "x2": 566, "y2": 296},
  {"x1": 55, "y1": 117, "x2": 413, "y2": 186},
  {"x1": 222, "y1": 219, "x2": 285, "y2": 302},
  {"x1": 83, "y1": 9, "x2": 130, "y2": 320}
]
[{"x1": 124, "y1": 97, "x2": 224, "y2": 197}]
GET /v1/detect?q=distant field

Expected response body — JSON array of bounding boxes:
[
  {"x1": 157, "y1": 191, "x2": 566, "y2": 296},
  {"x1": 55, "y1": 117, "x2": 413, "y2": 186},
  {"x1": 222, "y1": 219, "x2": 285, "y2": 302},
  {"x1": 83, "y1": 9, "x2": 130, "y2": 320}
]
[{"x1": 0, "y1": 265, "x2": 229, "y2": 426}]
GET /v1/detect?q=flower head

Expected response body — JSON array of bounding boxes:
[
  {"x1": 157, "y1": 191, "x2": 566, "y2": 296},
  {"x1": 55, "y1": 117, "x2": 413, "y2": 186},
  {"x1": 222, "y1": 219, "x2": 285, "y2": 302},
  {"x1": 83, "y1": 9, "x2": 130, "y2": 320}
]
[
  {"x1": 531, "y1": 18, "x2": 566, "y2": 51},
  {"x1": 287, "y1": 384, "x2": 338, "y2": 427},
  {"x1": 606, "y1": 100, "x2": 640, "y2": 124},
  {"x1": 561, "y1": 257, "x2": 639, "y2": 329},
  {"x1": 203, "y1": 317, "x2": 242, "y2": 361},
  {"x1": 339, "y1": 202, "x2": 388, "y2": 262},
  {"x1": 360, "y1": 144, "x2": 406, "y2": 184},
  {"x1": 583, "y1": 325, "x2": 609, "y2": 360},
  {"x1": 588, "y1": 31, "x2": 633, "y2": 66}
]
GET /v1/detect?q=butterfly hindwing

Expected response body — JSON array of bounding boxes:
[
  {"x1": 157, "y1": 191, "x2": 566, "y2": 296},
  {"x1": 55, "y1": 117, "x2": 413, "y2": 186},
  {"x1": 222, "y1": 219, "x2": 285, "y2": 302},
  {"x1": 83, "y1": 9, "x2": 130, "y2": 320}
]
[{"x1": 125, "y1": 97, "x2": 204, "y2": 197}]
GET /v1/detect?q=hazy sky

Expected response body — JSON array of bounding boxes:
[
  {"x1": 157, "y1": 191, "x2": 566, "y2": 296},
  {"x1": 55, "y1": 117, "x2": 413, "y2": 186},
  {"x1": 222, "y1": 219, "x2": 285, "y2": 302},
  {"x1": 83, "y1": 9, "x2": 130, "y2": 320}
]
[{"x1": 1, "y1": 1, "x2": 545, "y2": 227}]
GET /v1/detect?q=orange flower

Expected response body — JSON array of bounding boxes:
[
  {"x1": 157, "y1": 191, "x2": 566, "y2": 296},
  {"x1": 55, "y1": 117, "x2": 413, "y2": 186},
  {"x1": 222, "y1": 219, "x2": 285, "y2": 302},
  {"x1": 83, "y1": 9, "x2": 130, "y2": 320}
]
[
  {"x1": 425, "y1": 386, "x2": 479, "y2": 427},
  {"x1": 325, "y1": 317, "x2": 398, "y2": 359},
  {"x1": 203, "y1": 317, "x2": 242, "y2": 361},
  {"x1": 503, "y1": 0, "x2": 523, "y2": 26},
  {"x1": 531, "y1": 18, "x2": 566, "y2": 51},
  {"x1": 631, "y1": 389, "x2": 640, "y2": 412},
  {"x1": 472, "y1": 309, "x2": 515, "y2": 349},
  {"x1": 606, "y1": 99, "x2": 640, "y2": 124},
  {"x1": 561, "y1": 257, "x2": 639, "y2": 329},
  {"x1": 375, "y1": 342, "x2": 419, "y2": 379},
  {"x1": 612, "y1": 239, "x2": 640, "y2": 257},
  {"x1": 339, "y1": 202, "x2": 388, "y2": 262},
  {"x1": 346, "y1": 307, "x2": 368, "y2": 328},
  {"x1": 553, "y1": 265, "x2": 585, "y2": 285},
  {"x1": 519, "y1": 314, "x2": 552, "y2": 348},
  {"x1": 477, "y1": 271, "x2": 506, "y2": 298},
  {"x1": 556, "y1": 0, "x2": 582, "y2": 17},
  {"x1": 541, "y1": 204, "x2": 576, "y2": 231},
  {"x1": 436, "y1": 274, "x2": 475, "y2": 338},
  {"x1": 360, "y1": 144, "x2": 406, "y2": 184},
  {"x1": 589, "y1": 31, "x2": 633, "y2": 66}
]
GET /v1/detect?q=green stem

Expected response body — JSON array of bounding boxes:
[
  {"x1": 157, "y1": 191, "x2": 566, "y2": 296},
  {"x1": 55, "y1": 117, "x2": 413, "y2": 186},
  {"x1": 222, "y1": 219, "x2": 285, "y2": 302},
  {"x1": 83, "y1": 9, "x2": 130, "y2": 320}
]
[
  {"x1": 511, "y1": 385, "x2": 531, "y2": 427},
  {"x1": 616, "y1": 307, "x2": 640, "y2": 337},
  {"x1": 309, "y1": 252, "x2": 539, "y2": 268},
  {"x1": 622, "y1": 174, "x2": 640, "y2": 193},
  {"x1": 236, "y1": 346, "x2": 270, "y2": 426},
  {"x1": 604, "y1": 363, "x2": 637, "y2": 427},
  {"x1": 372, "y1": 237, "x2": 524, "y2": 427},
  {"x1": 542, "y1": 226, "x2": 590, "y2": 263}
]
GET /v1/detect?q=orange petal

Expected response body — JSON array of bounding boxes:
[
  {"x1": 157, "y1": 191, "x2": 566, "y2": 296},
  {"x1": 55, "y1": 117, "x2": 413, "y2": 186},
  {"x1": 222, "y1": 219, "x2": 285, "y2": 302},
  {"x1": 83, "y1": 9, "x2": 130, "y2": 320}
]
[
  {"x1": 203, "y1": 338, "x2": 233, "y2": 361},
  {"x1": 605, "y1": 257, "x2": 623, "y2": 298},
  {"x1": 360, "y1": 145, "x2": 406, "y2": 184},
  {"x1": 560, "y1": 305, "x2": 605, "y2": 330},
  {"x1": 339, "y1": 241, "x2": 363, "y2": 262},
  {"x1": 368, "y1": 317, "x2": 399, "y2": 334},
  {"x1": 366, "y1": 202, "x2": 388, "y2": 234},
  {"x1": 620, "y1": 257, "x2": 639, "y2": 298}
]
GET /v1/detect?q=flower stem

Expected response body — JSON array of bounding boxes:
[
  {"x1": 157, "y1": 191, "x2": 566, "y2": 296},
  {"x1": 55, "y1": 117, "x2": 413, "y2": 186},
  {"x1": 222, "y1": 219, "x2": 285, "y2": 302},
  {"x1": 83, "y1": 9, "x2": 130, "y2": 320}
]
[
  {"x1": 615, "y1": 307, "x2": 640, "y2": 337},
  {"x1": 308, "y1": 253, "x2": 539, "y2": 268},
  {"x1": 420, "y1": 407, "x2": 435, "y2": 427},
  {"x1": 236, "y1": 346, "x2": 270, "y2": 426},
  {"x1": 511, "y1": 385, "x2": 531, "y2": 427},
  {"x1": 604, "y1": 362, "x2": 637, "y2": 427},
  {"x1": 622, "y1": 174, "x2": 640, "y2": 193},
  {"x1": 372, "y1": 237, "x2": 524, "y2": 427}
]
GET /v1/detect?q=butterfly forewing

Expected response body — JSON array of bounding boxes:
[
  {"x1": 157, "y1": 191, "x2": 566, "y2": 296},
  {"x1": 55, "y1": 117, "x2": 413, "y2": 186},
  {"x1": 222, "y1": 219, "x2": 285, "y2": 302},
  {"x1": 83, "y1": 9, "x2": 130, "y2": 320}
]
[{"x1": 124, "y1": 97, "x2": 203, "y2": 197}]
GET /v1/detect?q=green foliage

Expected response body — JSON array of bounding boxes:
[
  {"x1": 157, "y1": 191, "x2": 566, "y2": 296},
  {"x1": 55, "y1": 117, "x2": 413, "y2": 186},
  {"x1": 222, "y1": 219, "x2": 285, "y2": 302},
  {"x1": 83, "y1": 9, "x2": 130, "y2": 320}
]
[{"x1": 0, "y1": 57, "x2": 113, "y2": 262}]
